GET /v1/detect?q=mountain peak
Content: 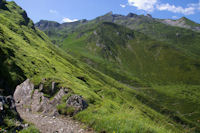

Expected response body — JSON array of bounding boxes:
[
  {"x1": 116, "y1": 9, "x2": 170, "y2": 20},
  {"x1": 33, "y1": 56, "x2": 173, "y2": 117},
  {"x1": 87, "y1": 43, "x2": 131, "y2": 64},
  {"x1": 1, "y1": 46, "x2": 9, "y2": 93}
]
[
  {"x1": 127, "y1": 13, "x2": 137, "y2": 18},
  {"x1": 178, "y1": 17, "x2": 188, "y2": 21},
  {"x1": 105, "y1": 11, "x2": 113, "y2": 16},
  {"x1": 35, "y1": 20, "x2": 60, "y2": 30},
  {"x1": 146, "y1": 14, "x2": 152, "y2": 18}
]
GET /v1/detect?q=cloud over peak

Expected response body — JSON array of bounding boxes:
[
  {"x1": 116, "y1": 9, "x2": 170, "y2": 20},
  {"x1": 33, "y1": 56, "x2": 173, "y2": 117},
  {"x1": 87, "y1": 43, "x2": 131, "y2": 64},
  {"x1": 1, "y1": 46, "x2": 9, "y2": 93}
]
[
  {"x1": 127, "y1": 0, "x2": 200, "y2": 15},
  {"x1": 156, "y1": 3, "x2": 195, "y2": 15},
  {"x1": 62, "y1": 17, "x2": 78, "y2": 23},
  {"x1": 128, "y1": 0, "x2": 157, "y2": 12},
  {"x1": 120, "y1": 4, "x2": 126, "y2": 8}
]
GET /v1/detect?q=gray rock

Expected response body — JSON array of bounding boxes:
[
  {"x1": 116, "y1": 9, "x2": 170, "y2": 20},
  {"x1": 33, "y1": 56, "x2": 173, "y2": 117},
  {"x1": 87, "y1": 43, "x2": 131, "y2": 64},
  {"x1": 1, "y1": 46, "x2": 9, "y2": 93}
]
[
  {"x1": 66, "y1": 95, "x2": 88, "y2": 114},
  {"x1": 14, "y1": 79, "x2": 34, "y2": 106},
  {"x1": 127, "y1": 13, "x2": 137, "y2": 18},
  {"x1": 0, "y1": 101, "x2": 3, "y2": 111},
  {"x1": 0, "y1": 95, "x2": 16, "y2": 111},
  {"x1": 39, "y1": 83, "x2": 44, "y2": 91},
  {"x1": 14, "y1": 79, "x2": 67, "y2": 116},
  {"x1": 6, "y1": 95, "x2": 15, "y2": 109}
]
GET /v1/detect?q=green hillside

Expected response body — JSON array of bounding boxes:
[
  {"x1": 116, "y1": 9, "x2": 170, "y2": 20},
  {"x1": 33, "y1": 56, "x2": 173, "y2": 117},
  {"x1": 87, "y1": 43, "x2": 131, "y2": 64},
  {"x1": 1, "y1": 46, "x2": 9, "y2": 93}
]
[
  {"x1": 41, "y1": 21, "x2": 200, "y2": 85},
  {"x1": 160, "y1": 17, "x2": 200, "y2": 32},
  {"x1": 35, "y1": 12, "x2": 200, "y2": 132},
  {"x1": 1, "y1": 1, "x2": 198, "y2": 132}
]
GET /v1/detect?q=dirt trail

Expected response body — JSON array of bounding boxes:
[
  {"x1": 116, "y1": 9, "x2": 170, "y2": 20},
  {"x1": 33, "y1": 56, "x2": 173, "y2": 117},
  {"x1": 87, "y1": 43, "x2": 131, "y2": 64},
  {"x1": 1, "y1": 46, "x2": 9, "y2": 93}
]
[{"x1": 17, "y1": 107, "x2": 93, "y2": 133}]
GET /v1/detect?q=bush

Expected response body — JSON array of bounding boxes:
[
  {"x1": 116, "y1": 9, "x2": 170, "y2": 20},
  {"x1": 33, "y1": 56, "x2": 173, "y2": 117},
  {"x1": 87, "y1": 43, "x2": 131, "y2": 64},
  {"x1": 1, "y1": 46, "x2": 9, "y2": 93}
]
[{"x1": 19, "y1": 126, "x2": 40, "y2": 133}]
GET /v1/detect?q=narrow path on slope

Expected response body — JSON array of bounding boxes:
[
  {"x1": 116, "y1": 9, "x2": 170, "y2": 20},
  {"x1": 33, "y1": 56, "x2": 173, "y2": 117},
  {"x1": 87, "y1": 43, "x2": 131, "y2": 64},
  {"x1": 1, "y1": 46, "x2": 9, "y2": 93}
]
[{"x1": 17, "y1": 107, "x2": 93, "y2": 133}]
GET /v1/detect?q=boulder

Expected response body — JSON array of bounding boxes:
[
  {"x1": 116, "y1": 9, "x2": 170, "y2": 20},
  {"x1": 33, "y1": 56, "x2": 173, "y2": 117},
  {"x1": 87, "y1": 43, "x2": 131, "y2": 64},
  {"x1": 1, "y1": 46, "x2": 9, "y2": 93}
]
[
  {"x1": 66, "y1": 95, "x2": 88, "y2": 114},
  {"x1": 14, "y1": 79, "x2": 88, "y2": 117},
  {"x1": 14, "y1": 79, "x2": 34, "y2": 106},
  {"x1": 14, "y1": 79, "x2": 67, "y2": 116}
]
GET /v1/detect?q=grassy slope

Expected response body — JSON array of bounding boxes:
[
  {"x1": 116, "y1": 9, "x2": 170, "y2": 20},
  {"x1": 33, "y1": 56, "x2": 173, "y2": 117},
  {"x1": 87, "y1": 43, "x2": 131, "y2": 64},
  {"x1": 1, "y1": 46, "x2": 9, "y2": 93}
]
[
  {"x1": 37, "y1": 20, "x2": 200, "y2": 131},
  {"x1": 0, "y1": 1, "x2": 192, "y2": 132},
  {"x1": 60, "y1": 22, "x2": 200, "y2": 85}
]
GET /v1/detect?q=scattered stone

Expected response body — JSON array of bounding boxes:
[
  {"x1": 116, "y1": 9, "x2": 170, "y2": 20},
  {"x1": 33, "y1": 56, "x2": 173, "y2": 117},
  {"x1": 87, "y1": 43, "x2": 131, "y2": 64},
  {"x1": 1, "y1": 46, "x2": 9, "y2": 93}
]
[{"x1": 78, "y1": 129, "x2": 84, "y2": 133}]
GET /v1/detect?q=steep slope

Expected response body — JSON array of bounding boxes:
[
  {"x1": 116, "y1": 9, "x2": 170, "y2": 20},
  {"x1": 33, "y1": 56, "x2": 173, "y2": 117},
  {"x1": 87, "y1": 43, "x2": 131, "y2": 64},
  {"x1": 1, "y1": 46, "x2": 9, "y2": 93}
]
[
  {"x1": 45, "y1": 23, "x2": 200, "y2": 129},
  {"x1": 0, "y1": 1, "x2": 194, "y2": 132},
  {"x1": 36, "y1": 20, "x2": 200, "y2": 85},
  {"x1": 94, "y1": 12, "x2": 200, "y2": 57},
  {"x1": 35, "y1": 13, "x2": 200, "y2": 131}
]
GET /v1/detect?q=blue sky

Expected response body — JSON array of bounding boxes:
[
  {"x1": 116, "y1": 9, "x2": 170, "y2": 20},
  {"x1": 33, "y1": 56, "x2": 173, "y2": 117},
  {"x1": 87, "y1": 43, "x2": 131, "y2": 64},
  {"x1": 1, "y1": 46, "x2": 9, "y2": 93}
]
[{"x1": 8, "y1": 0, "x2": 200, "y2": 23}]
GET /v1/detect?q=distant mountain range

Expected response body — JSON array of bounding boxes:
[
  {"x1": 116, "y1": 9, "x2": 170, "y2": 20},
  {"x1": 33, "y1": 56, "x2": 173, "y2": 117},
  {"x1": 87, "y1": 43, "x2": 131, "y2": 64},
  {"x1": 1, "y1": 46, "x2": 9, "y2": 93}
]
[
  {"x1": 36, "y1": 12, "x2": 200, "y2": 32},
  {"x1": 35, "y1": 12, "x2": 200, "y2": 85}
]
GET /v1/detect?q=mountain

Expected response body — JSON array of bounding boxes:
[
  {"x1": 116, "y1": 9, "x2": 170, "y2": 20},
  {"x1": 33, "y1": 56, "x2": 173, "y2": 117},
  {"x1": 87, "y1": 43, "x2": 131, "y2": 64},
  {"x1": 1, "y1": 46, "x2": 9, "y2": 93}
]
[
  {"x1": 36, "y1": 12, "x2": 200, "y2": 56},
  {"x1": 34, "y1": 20, "x2": 60, "y2": 30},
  {"x1": 35, "y1": 12, "x2": 200, "y2": 85},
  {"x1": 35, "y1": 12, "x2": 200, "y2": 131},
  {"x1": 160, "y1": 17, "x2": 200, "y2": 32},
  {"x1": 1, "y1": 1, "x2": 194, "y2": 132}
]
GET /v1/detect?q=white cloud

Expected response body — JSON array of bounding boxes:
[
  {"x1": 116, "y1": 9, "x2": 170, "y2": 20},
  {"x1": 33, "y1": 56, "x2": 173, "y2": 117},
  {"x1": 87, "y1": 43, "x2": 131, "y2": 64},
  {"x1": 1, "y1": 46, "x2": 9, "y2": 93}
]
[
  {"x1": 199, "y1": 0, "x2": 200, "y2": 10},
  {"x1": 189, "y1": 0, "x2": 200, "y2": 10},
  {"x1": 127, "y1": 0, "x2": 200, "y2": 15},
  {"x1": 128, "y1": 0, "x2": 158, "y2": 12},
  {"x1": 49, "y1": 10, "x2": 58, "y2": 14},
  {"x1": 120, "y1": 4, "x2": 126, "y2": 8},
  {"x1": 172, "y1": 16, "x2": 179, "y2": 19},
  {"x1": 62, "y1": 17, "x2": 78, "y2": 23},
  {"x1": 156, "y1": 3, "x2": 195, "y2": 15}
]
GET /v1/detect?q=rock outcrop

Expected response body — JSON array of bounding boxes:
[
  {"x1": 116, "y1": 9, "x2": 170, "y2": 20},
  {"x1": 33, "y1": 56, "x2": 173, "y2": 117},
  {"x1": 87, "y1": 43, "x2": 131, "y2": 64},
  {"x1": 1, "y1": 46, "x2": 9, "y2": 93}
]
[
  {"x1": 14, "y1": 79, "x2": 65, "y2": 116},
  {"x1": 14, "y1": 79, "x2": 88, "y2": 117}
]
